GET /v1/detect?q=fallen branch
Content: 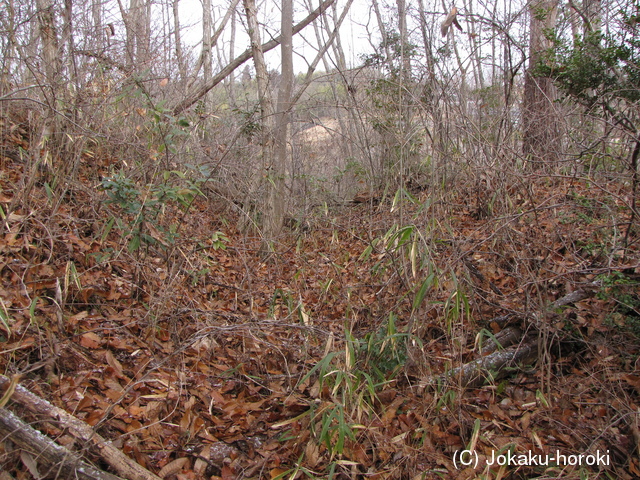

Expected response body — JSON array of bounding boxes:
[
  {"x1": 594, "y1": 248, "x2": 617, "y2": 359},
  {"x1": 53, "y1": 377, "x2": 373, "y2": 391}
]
[
  {"x1": 549, "y1": 282, "x2": 600, "y2": 309},
  {"x1": 480, "y1": 326, "x2": 522, "y2": 355},
  {"x1": 418, "y1": 341, "x2": 538, "y2": 390},
  {"x1": 417, "y1": 284, "x2": 602, "y2": 390},
  {"x1": 446, "y1": 341, "x2": 538, "y2": 388},
  {"x1": 0, "y1": 407, "x2": 123, "y2": 480},
  {"x1": 0, "y1": 375, "x2": 162, "y2": 480}
]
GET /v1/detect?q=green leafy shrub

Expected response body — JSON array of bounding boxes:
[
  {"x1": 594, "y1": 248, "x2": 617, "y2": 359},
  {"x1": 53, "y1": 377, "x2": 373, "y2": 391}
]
[
  {"x1": 598, "y1": 272, "x2": 640, "y2": 336},
  {"x1": 100, "y1": 169, "x2": 204, "y2": 252},
  {"x1": 540, "y1": 3, "x2": 639, "y2": 108},
  {"x1": 294, "y1": 314, "x2": 411, "y2": 474}
]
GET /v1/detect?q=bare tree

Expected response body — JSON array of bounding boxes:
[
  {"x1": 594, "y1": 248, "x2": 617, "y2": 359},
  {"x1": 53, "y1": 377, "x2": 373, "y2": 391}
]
[
  {"x1": 34, "y1": 0, "x2": 66, "y2": 171},
  {"x1": 305, "y1": 0, "x2": 359, "y2": 190},
  {"x1": 202, "y1": 0, "x2": 213, "y2": 111},
  {"x1": 522, "y1": 0, "x2": 561, "y2": 166},
  {"x1": 396, "y1": 0, "x2": 411, "y2": 82},
  {"x1": 173, "y1": 0, "x2": 336, "y2": 115},
  {"x1": 118, "y1": 0, "x2": 152, "y2": 70},
  {"x1": 242, "y1": 0, "x2": 276, "y2": 235},
  {"x1": 265, "y1": 0, "x2": 294, "y2": 245},
  {"x1": 35, "y1": 0, "x2": 61, "y2": 101},
  {"x1": 1, "y1": 0, "x2": 18, "y2": 94},
  {"x1": 568, "y1": 0, "x2": 601, "y2": 33},
  {"x1": 227, "y1": 4, "x2": 237, "y2": 105},
  {"x1": 90, "y1": 0, "x2": 103, "y2": 48},
  {"x1": 173, "y1": 0, "x2": 187, "y2": 87},
  {"x1": 189, "y1": 0, "x2": 241, "y2": 91}
]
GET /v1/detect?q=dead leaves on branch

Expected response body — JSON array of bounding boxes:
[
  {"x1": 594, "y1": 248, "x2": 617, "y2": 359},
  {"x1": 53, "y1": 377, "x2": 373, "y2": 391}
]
[{"x1": 441, "y1": 7, "x2": 463, "y2": 37}]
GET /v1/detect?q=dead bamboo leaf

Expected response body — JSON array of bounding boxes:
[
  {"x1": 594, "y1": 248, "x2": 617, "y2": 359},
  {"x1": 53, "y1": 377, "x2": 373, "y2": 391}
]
[{"x1": 0, "y1": 374, "x2": 21, "y2": 408}]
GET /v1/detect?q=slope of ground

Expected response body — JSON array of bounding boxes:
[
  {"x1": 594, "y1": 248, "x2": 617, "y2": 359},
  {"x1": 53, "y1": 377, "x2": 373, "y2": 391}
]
[{"x1": 1, "y1": 112, "x2": 639, "y2": 479}]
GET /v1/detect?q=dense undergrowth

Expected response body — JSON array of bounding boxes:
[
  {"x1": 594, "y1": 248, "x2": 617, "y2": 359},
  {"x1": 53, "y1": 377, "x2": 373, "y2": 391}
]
[{"x1": 1, "y1": 110, "x2": 639, "y2": 479}]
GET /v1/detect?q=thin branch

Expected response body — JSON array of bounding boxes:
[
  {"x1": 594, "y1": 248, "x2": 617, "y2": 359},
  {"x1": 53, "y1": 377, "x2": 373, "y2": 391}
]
[{"x1": 172, "y1": 0, "x2": 337, "y2": 115}]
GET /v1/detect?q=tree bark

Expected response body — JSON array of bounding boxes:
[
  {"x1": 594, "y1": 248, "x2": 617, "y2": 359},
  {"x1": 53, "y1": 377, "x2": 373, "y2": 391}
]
[
  {"x1": 0, "y1": 375, "x2": 162, "y2": 480},
  {"x1": 202, "y1": 0, "x2": 213, "y2": 115},
  {"x1": 264, "y1": 0, "x2": 294, "y2": 245},
  {"x1": 522, "y1": 0, "x2": 561, "y2": 166},
  {"x1": 1, "y1": 0, "x2": 17, "y2": 95},
  {"x1": 242, "y1": 0, "x2": 276, "y2": 239},
  {"x1": 228, "y1": 5, "x2": 237, "y2": 105},
  {"x1": 0, "y1": 407, "x2": 124, "y2": 480},
  {"x1": 35, "y1": 0, "x2": 61, "y2": 90},
  {"x1": 417, "y1": 284, "x2": 601, "y2": 389},
  {"x1": 173, "y1": 0, "x2": 187, "y2": 88},
  {"x1": 445, "y1": 341, "x2": 538, "y2": 388},
  {"x1": 117, "y1": 0, "x2": 151, "y2": 70},
  {"x1": 34, "y1": 0, "x2": 64, "y2": 172},
  {"x1": 188, "y1": 0, "x2": 241, "y2": 90}
]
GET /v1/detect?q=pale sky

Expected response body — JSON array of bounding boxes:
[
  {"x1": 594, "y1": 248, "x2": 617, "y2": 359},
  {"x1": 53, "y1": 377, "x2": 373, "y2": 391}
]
[{"x1": 177, "y1": 0, "x2": 377, "y2": 74}]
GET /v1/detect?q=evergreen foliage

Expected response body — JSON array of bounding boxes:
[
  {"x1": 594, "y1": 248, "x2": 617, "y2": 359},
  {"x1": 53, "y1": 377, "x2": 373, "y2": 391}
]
[{"x1": 542, "y1": 2, "x2": 640, "y2": 118}]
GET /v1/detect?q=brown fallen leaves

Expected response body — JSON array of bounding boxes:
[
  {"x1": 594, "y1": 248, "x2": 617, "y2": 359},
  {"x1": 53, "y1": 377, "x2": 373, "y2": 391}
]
[{"x1": 1, "y1": 126, "x2": 639, "y2": 479}]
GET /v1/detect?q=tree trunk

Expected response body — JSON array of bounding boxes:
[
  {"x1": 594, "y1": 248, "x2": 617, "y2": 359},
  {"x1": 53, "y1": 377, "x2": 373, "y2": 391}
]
[
  {"x1": 305, "y1": 0, "x2": 355, "y2": 196},
  {"x1": 243, "y1": 0, "x2": 274, "y2": 128},
  {"x1": 188, "y1": 0, "x2": 240, "y2": 90},
  {"x1": 0, "y1": 408, "x2": 125, "y2": 480},
  {"x1": 35, "y1": 0, "x2": 63, "y2": 173},
  {"x1": 228, "y1": 5, "x2": 237, "y2": 106},
  {"x1": 522, "y1": 0, "x2": 560, "y2": 166},
  {"x1": 36, "y1": 0, "x2": 61, "y2": 90},
  {"x1": 2, "y1": 0, "x2": 17, "y2": 95},
  {"x1": 395, "y1": 0, "x2": 415, "y2": 192},
  {"x1": 120, "y1": 0, "x2": 151, "y2": 70},
  {"x1": 201, "y1": 0, "x2": 213, "y2": 122},
  {"x1": 91, "y1": 0, "x2": 106, "y2": 49},
  {"x1": 242, "y1": 0, "x2": 276, "y2": 239},
  {"x1": 396, "y1": 0, "x2": 411, "y2": 83},
  {"x1": 264, "y1": 0, "x2": 294, "y2": 247},
  {"x1": 371, "y1": 0, "x2": 390, "y2": 64},
  {"x1": 173, "y1": 0, "x2": 187, "y2": 88}
]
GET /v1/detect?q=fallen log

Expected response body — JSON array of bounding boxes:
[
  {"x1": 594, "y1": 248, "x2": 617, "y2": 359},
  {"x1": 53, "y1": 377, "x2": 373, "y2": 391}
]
[
  {"x1": 444, "y1": 341, "x2": 538, "y2": 388},
  {"x1": 416, "y1": 340, "x2": 537, "y2": 390},
  {"x1": 479, "y1": 326, "x2": 522, "y2": 355},
  {"x1": 0, "y1": 375, "x2": 162, "y2": 480},
  {"x1": 0, "y1": 407, "x2": 123, "y2": 480},
  {"x1": 417, "y1": 282, "x2": 601, "y2": 390},
  {"x1": 548, "y1": 284, "x2": 598, "y2": 309}
]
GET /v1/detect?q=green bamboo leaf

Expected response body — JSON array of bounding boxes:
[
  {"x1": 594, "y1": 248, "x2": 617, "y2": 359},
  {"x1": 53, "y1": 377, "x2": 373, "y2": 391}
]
[{"x1": 413, "y1": 272, "x2": 434, "y2": 311}]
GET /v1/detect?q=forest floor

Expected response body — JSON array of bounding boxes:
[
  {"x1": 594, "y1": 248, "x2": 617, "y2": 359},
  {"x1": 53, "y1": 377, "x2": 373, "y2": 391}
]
[{"x1": 1, "y1": 114, "x2": 640, "y2": 479}]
